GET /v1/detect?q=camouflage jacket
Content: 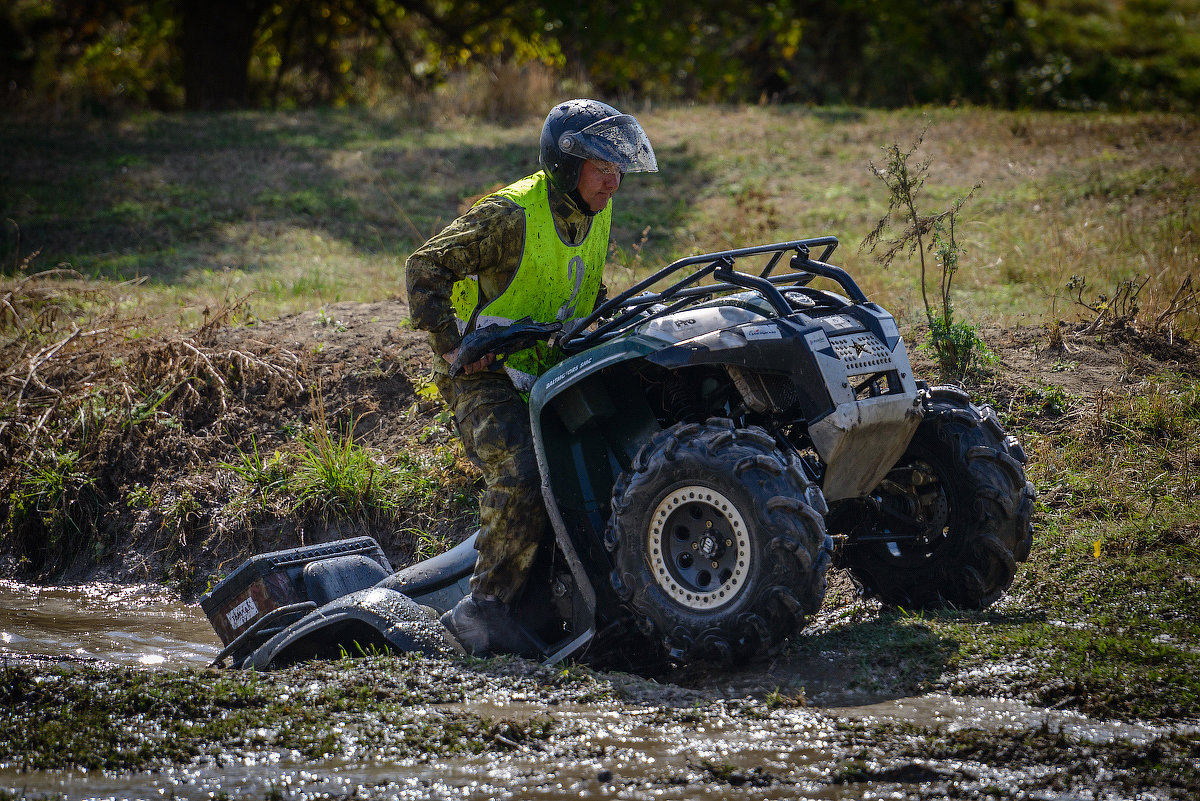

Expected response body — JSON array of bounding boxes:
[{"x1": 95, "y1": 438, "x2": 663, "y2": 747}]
[{"x1": 405, "y1": 175, "x2": 603, "y2": 373}]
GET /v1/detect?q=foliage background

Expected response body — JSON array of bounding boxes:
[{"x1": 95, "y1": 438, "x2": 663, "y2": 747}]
[{"x1": 3, "y1": 0, "x2": 1199, "y2": 114}]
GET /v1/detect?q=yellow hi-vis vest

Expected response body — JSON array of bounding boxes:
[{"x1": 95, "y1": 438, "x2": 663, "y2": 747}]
[{"x1": 450, "y1": 171, "x2": 611, "y2": 387}]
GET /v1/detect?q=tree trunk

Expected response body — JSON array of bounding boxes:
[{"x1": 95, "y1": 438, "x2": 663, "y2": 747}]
[{"x1": 179, "y1": 0, "x2": 265, "y2": 109}]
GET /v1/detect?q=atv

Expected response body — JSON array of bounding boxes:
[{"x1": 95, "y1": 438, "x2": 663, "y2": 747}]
[{"x1": 202, "y1": 236, "x2": 1035, "y2": 672}]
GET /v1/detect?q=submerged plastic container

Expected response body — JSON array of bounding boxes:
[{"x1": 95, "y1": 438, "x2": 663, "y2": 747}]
[{"x1": 200, "y1": 537, "x2": 392, "y2": 649}]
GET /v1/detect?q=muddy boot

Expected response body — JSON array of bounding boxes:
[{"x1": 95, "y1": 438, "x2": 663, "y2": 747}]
[{"x1": 439, "y1": 595, "x2": 534, "y2": 658}]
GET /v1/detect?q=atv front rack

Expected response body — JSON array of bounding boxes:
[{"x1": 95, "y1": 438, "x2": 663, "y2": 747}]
[{"x1": 560, "y1": 236, "x2": 861, "y2": 354}]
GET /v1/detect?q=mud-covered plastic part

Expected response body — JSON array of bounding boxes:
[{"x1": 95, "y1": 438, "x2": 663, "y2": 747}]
[
  {"x1": 838, "y1": 385, "x2": 1036, "y2": 609},
  {"x1": 376, "y1": 531, "x2": 478, "y2": 614},
  {"x1": 303, "y1": 555, "x2": 390, "y2": 606},
  {"x1": 246, "y1": 586, "x2": 463, "y2": 670},
  {"x1": 606, "y1": 419, "x2": 832, "y2": 664}
]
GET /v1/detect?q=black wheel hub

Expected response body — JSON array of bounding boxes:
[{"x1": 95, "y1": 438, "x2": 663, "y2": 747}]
[
  {"x1": 873, "y1": 460, "x2": 951, "y2": 553},
  {"x1": 648, "y1": 485, "x2": 752, "y2": 610},
  {"x1": 665, "y1": 506, "x2": 736, "y2": 590}
]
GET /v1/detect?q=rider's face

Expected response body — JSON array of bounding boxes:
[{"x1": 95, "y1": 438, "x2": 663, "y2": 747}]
[{"x1": 576, "y1": 159, "x2": 622, "y2": 212}]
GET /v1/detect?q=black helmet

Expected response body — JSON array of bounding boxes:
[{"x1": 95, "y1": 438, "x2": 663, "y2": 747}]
[{"x1": 539, "y1": 99, "x2": 658, "y2": 194}]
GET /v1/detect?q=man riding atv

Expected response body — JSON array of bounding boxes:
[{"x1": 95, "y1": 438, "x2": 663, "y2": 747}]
[
  {"x1": 405, "y1": 98, "x2": 659, "y2": 657},
  {"x1": 205, "y1": 108, "x2": 1032, "y2": 674}
]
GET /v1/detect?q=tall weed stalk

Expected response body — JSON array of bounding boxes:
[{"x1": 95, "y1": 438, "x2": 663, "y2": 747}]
[{"x1": 862, "y1": 133, "x2": 992, "y2": 380}]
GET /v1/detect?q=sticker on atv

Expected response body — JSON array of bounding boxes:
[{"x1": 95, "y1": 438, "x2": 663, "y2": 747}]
[
  {"x1": 743, "y1": 324, "x2": 782, "y2": 341},
  {"x1": 226, "y1": 596, "x2": 258, "y2": 631},
  {"x1": 821, "y1": 314, "x2": 857, "y2": 330},
  {"x1": 804, "y1": 330, "x2": 831, "y2": 351}
]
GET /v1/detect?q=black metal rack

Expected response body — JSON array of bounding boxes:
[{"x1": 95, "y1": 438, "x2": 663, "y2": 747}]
[{"x1": 560, "y1": 236, "x2": 865, "y2": 353}]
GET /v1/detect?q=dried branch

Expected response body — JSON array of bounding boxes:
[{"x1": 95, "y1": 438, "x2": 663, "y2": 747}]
[{"x1": 1155, "y1": 275, "x2": 1199, "y2": 342}]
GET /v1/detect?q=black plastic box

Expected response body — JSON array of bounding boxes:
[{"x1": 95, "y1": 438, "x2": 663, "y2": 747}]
[{"x1": 200, "y1": 537, "x2": 391, "y2": 647}]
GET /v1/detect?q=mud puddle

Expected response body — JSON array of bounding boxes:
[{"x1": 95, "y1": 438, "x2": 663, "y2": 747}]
[
  {"x1": 831, "y1": 694, "x2": 1198, "y2": 745},
  {"x1": 3, "y1": 583, "x2": 1195, "y2": 800},
  {"x1": 6, "y1": 691, "x2": 1187, "y2": 801},
  {"x1": 0, "y1": 580, "x2": 218, "y2": 667},
  {"x1": 2, "y1": 708, "x2": 854, "y2": 801}
]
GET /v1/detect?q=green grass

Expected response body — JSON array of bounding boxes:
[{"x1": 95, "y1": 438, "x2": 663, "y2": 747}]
[
  {"x1": 7, "y1": 448, "x2": 103, "y2": 572},
  {"x1": 3, "y1": 107, "x2": 1196, "y2": 335},
  {"x1": 217, "y1": 414, "x2": 476, "y2": 540},
  {"x1": 284, "y1": 423, "x2": 470, "y2": 520},
  {"x1": 794, "y1": 371, "x2": 1200, "y2": 723},
  {"x1": 934, "y1": 374, "x2": 1200, "y2": 721}
]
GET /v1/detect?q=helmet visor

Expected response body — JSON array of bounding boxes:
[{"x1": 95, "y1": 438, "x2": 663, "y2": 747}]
[{"x1": 558, "y1": 114, "x2": 658, "y2": 173}]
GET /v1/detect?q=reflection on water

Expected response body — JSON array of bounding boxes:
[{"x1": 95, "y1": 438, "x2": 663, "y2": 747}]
[
  {"x1": 6, "y1": 690, "x2": 1190, "y2": 801},
  {"x1": 2, "y1": 582, "x2": 1192, "y2": 801},
  {"x1": 829, "y1": 694, "x2": 1196, "y2": 746},
  {"x1": 2, "y1": 697, "x2": 855, "y2": 801},
  {"x1": 0, "y1": 580, "x2": 219, "y2": 667}
]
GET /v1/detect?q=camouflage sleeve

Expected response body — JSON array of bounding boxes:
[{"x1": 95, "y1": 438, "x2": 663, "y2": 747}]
[{"x1": 405, "y1": 197, "x2": 525, "y2": 359}]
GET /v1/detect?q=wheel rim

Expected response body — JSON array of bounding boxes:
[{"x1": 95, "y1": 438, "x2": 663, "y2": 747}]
[{"x1": 647, "y1": 485, "x2": 751, "y2": 610}]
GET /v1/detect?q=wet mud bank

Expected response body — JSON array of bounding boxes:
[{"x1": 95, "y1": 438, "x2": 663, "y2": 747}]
[
  {"x1": 2, "y1": 653, "x2": 1198, "y2": 801},
  {"x1": 2, "y1": 575, "x2": 1197, "y2": 801}
]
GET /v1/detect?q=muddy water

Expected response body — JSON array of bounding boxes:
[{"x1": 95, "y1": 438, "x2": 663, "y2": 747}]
[
  {"x1": 0, "y1": 580, "x2": 219, "y2": 667},
  {"x1": 6, "y1": 699, "x2": 857, "y2": 800},
  {"x1": 2, "y1": 582, "x2": 1190, "y2": 800},
  {"x1": 831, "y1": 694, "x2": 1189, "y2": 746}
]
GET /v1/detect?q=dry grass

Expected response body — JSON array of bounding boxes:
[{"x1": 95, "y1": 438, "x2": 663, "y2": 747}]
[
  {"x1": 1, "y1": 106, "x2": 1196, "y2": 336},
  {"x1": 643, "y1": 108, "x2": 1199, "y2": 330},
  {"x1": 1, "y1": 320, "x2": 305, "y2": 478},
  {"x1": 0, "y1": 273, "x2": 311, "y2": 574},
  {"x1": 434, "y1": 61, "x2": 563, "y2": 122}
]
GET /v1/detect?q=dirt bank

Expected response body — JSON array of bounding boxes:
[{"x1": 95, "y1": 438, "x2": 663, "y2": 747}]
[{"x1": 3, "y1": 297, "x2": 1196, "y2": 593}]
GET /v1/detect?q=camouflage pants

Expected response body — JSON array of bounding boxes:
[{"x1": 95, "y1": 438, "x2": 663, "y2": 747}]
[{"x1": 435, "y1": 371, "x2": 548, "y2": 604}]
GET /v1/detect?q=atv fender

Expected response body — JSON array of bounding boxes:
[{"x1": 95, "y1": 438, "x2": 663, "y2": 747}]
[
  {"x1": 246, "y1": 586, "x2": 463, "y2": 669},
  {"x1": 375, "y1": 531, "x2": 478, "y2": 614}
]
